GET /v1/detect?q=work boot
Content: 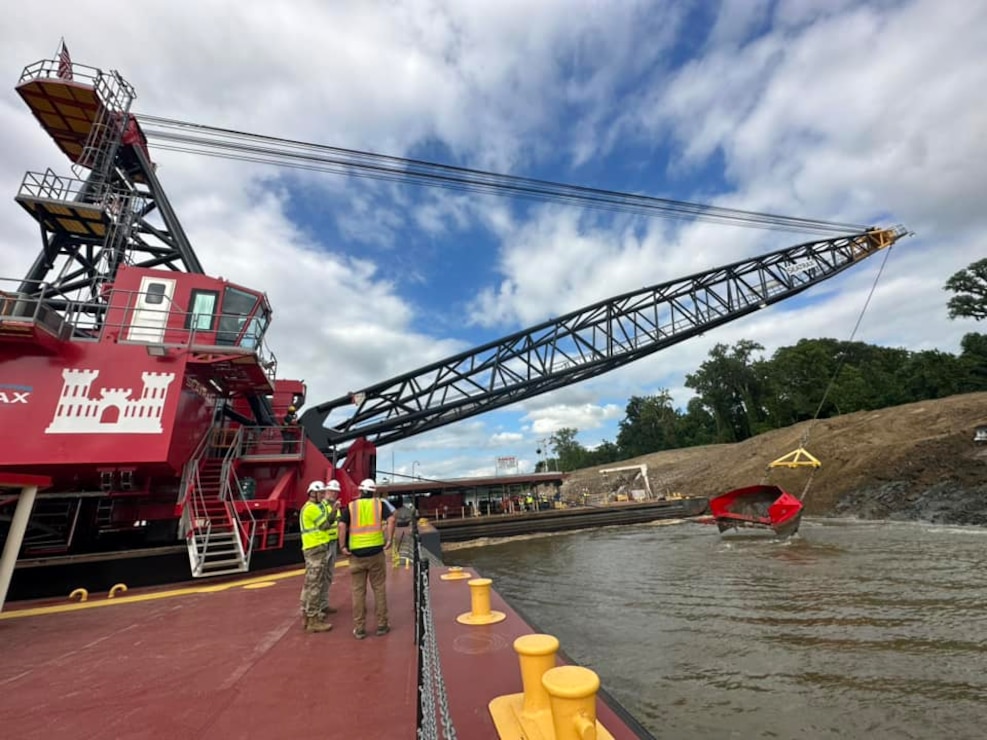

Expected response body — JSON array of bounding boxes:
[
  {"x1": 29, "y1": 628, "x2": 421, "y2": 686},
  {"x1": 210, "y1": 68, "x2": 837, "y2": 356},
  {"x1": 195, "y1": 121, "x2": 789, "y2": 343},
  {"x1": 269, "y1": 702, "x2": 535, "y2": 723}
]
[
  {"x1": 306, "y1": 618, "x2": 332, "y2": 634},
  {"x1": 375, "y1": 624, "x2": 390, "y2": 637}
]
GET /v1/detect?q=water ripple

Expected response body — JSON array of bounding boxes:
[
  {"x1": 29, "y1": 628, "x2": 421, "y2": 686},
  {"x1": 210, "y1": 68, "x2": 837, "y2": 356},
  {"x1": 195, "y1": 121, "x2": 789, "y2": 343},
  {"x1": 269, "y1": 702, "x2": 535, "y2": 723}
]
[{"x1": 447, "y1": 519, "x2": 987, "y2": 738}]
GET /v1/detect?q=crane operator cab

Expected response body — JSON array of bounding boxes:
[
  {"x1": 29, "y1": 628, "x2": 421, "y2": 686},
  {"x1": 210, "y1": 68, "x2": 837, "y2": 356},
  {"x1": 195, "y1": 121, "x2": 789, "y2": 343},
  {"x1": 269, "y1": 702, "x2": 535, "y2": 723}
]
[{"x1": 102, "y1": 265, "x2": 272, "y2": 358}]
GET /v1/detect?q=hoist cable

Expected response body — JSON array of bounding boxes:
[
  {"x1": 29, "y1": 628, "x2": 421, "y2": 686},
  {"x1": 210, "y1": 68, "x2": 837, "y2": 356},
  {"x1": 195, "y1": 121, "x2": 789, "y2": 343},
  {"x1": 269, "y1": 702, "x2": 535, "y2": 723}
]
[
  {"x1": 792, "y1": 245, "x2": 895, "y2": 503},
  {"x1": 136, "y1": 114, "x2": 871, "y2": 236},
  {"x1": 803, "y1": 244, "x2": 896, "y2": 442}
]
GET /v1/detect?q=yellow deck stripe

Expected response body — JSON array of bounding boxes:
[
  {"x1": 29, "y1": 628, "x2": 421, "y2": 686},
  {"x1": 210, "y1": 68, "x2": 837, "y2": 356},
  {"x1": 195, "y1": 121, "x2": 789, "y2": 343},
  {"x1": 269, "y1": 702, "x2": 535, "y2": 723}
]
[{"x1": 0, "y1": 559, "x2": 351, "y2": 620}]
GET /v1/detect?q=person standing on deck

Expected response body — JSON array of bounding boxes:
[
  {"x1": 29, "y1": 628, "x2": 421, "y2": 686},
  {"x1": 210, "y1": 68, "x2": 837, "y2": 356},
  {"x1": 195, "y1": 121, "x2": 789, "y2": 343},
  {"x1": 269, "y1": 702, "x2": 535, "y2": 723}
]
[
  {"x1": 374, "y1": 487, "x2": 396, "y2": 517},
  {"x1": 318, "y1": 479, "x2": 343, "y2": 620},
  {"x1": 299, "y1": 481, "x2": 332, "y2": 633},
  {"x1": 281, "y1": 405, "x2": 300, "y2": 454},
  {"x1": 338, "y1": 478, "x2": 395, "y2": 640}
]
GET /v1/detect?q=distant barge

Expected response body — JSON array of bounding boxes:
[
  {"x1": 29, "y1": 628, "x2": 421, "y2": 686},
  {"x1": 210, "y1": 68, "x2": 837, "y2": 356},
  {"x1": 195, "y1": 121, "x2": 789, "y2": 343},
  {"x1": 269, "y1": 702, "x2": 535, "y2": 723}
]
[{"x1": 430, "y1": 497, "x2": 709, "y2": 544}]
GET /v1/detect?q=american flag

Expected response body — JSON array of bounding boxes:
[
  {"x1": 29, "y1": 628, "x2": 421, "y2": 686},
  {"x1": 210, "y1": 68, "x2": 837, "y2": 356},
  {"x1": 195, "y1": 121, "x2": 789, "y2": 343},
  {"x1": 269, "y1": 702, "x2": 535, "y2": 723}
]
[{"x1": 57, "y1": 40, "x2": 72, "y2": 80}]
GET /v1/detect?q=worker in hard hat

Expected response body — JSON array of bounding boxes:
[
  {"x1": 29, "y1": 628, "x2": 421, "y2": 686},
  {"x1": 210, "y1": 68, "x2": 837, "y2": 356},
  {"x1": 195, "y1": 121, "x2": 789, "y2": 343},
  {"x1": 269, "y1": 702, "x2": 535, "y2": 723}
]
[
  {"x1": 298, "y1": 480, "x2": 332, "y2": 633},
  {"x1": 318, "y1": 479, "x2": 343, "y2": 620},
  {"x1": 338, "y1": 478, "x2": 396, "y2": 640},
  {"x1": 281, "y1": 405, "x2": 300, "y2": 454}
]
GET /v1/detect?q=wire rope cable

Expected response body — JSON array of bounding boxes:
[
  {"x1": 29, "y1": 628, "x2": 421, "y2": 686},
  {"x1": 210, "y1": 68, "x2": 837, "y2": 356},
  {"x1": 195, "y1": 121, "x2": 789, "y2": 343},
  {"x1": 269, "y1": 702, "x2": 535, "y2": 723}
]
[
  {"x1": 136, "y1": 114, "x2": 871, "y2": 236},
  {"x1": 792, "y1": 244, "x2": 896, "y2": 502}
]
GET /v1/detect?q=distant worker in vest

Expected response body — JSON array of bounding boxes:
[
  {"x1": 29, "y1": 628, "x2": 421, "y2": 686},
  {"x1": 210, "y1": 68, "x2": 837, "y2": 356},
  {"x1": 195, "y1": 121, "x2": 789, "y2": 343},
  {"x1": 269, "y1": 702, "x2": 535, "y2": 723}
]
[
  {"x1": 374, "y1": 486, "x2": 396, "y2": 516},
  {"x1": 319, "y1": 479, "x2": 343, "y2": 620},
  {"x1": 298, "y1": 480, "x2": 333, "y2": 633},
  {"x1": 339, "y1": 478, "x2": 396, "y2": 640}
]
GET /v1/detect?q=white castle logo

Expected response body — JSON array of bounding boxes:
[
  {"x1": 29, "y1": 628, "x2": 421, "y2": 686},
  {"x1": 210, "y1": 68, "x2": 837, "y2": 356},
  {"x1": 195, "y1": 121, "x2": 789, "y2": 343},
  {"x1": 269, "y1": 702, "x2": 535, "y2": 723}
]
[{"x1": 46, "y1": 368, "x2": 176, "y2": 435}]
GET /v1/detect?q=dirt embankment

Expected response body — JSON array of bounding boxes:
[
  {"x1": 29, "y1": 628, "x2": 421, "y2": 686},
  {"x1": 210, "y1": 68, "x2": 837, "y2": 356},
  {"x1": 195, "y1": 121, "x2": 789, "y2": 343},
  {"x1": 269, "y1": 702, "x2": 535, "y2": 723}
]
[{"x1": 560, "y1": 392, "x2": 987, "y2": 526}]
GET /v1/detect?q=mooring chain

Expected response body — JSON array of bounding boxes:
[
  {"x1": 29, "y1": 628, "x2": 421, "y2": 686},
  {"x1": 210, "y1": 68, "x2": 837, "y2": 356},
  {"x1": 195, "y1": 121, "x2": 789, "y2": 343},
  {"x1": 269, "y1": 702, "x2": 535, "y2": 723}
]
[
  {"x1": 417, "y1": 564, "x2": 438, "y2": 740},
  {"x1": 417, "y1": 557, "x2": 457, "y2": 740},
  {"x1": 427, "y1": 569, "x2": 457, "y2": 739}
]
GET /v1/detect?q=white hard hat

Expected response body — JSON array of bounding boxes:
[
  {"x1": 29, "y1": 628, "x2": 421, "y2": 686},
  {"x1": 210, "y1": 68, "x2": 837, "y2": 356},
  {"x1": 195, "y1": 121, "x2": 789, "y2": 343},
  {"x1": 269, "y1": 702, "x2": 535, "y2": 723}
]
[
  {"x1": 326, "y1": 480, "x2": 341, "y2": 492},
  {"x1": 358, "y1": 478, "x2": 377, "y2": 493},
  {"x1": 307, "y1": 480, "x2": 326, "y2": 494}
]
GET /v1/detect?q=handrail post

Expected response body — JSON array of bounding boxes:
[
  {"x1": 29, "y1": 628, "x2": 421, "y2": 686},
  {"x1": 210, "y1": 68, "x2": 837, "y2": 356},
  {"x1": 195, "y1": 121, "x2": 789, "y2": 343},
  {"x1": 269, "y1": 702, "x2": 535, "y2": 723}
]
[{"x1": 219, "y1": 426, "x2": 255, "y2": 565}]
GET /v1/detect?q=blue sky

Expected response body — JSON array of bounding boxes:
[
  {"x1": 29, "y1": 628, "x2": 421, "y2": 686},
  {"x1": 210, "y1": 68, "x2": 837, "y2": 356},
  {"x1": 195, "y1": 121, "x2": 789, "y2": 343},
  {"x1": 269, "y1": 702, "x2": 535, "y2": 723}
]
[{"x1": 0, "y1": 1, "x2": 985, "y2": 482}]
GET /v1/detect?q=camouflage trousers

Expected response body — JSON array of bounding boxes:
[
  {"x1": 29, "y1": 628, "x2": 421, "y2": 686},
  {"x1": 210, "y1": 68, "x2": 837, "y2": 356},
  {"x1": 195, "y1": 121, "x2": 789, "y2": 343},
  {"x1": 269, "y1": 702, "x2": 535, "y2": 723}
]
[{"x1": 299, "y1": 544, "x2": 329, "y2": 618}]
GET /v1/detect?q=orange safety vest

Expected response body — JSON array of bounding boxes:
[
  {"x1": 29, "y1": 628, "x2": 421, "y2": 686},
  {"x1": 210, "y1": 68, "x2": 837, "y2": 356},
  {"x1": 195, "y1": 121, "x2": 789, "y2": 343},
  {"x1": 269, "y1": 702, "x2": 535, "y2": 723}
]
[{"x1": 347, "y1": 498, "x2": 385, "y2": 550}]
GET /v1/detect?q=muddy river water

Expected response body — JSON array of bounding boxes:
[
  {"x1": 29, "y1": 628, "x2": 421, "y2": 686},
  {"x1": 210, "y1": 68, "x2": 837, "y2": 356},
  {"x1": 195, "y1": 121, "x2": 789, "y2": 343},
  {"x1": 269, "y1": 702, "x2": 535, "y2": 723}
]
[{"x1": 445, "y1": 519, "x2": 987, "y2": 739}]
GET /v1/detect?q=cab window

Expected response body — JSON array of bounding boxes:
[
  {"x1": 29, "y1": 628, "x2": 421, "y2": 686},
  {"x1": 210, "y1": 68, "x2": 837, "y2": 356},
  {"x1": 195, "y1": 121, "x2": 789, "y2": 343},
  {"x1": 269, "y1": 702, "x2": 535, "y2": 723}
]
[
  {"x1": 240, "y1": 309, "x2": 270, "y2": 350},
  {"x1": 144, "y1": 282, "x2": 167, "y2": 304},
  {"x1": 185, "y1": 289, "x2": 218, "y2": 331},
  {"x1": 216, "y1": 287, "x2": 260, "y2": 346}
]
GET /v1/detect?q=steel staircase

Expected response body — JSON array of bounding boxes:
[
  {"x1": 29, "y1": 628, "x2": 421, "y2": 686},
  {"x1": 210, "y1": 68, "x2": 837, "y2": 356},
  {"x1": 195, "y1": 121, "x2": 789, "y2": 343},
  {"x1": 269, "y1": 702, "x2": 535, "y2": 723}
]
[{"x1": 179, "y1": 427, "x2": 255, "y2": 578}]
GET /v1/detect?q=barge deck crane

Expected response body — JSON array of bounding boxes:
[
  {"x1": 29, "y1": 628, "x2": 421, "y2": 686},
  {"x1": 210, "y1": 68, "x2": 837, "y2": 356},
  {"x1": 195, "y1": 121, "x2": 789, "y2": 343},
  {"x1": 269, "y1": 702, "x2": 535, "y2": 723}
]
[{"x1": 0, "y1": 50, "x2": 906, "y2": 593}]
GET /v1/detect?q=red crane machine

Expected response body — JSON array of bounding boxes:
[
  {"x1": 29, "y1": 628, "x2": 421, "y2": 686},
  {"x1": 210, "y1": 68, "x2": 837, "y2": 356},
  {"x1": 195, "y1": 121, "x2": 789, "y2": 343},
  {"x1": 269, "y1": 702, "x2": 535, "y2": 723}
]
[{"x1": 0, "y1": 51, "x2": 906, "y2": 589}]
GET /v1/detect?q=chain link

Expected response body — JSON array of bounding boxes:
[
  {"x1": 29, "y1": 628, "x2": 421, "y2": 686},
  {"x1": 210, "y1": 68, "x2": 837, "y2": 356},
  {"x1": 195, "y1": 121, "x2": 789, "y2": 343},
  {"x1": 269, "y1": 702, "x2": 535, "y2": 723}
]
[{"x1": 416, "y1": 547, "x2": 457, "y2": 740}]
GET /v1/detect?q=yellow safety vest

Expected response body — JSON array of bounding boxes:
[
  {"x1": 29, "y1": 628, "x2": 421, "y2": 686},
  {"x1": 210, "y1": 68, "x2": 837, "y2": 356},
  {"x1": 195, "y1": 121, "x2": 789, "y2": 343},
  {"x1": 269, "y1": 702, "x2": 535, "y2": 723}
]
[
  {"x1": 347, "y1": 498, "x2": 385, "y2": 550},
  {"x1": 300, "y1": 500, "x2": 331, "y2": 550},
  {"x1": 323, "y1": 501, "x2": 339, "y2": 542}
]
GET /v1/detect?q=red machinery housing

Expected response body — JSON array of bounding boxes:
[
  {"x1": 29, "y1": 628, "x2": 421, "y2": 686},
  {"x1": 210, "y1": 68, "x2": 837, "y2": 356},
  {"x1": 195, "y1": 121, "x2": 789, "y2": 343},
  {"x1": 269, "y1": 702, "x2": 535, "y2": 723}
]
[
  {"x1": 0, "y1": 261, "x2": 371, "y2": 574},
  {"x1": 1, "y1": 55, "x2": 370, "y2": 579}
]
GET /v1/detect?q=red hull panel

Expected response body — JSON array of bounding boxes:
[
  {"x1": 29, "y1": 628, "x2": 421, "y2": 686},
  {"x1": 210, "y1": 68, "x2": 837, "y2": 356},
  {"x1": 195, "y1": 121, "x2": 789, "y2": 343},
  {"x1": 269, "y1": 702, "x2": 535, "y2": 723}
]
[{"x1": 0, "y1": 343, "x2": 208, "y2": 472}]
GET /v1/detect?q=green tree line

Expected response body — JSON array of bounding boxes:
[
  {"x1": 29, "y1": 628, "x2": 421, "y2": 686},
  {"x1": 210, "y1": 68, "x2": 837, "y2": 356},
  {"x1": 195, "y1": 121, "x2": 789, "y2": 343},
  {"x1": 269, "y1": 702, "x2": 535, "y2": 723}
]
[{"x1": 535, "y1": 259, "x2": 987, "y2": 472}]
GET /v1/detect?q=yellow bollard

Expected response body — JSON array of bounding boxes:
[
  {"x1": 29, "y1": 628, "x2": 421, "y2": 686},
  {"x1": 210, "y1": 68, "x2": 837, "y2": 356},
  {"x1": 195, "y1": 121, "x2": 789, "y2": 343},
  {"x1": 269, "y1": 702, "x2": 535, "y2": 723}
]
[
  {"x1": 488, "y1": 634, "x2": 559, "y2": 736},
  {"x1": 440, "y1": 565, "x2": 472, "y2": 581},
  {"x1": 515, "y1": 634, "x2": 559, "y2": 719},
  {"x1": 108, "y1": 583, "x2": 128, "y2": 598},
  {"x1": 456, "y1": 577, "x2": 506, "y2": 625},
  {"x1": 542, "y1": 665, "x2": 602, "y2": 740},
  {"x1": 69, "y1": 588, "x2": 88, "y2": 603},
  {"x1": 488, "y1": 635, "x2": 615, "y2": 739}
]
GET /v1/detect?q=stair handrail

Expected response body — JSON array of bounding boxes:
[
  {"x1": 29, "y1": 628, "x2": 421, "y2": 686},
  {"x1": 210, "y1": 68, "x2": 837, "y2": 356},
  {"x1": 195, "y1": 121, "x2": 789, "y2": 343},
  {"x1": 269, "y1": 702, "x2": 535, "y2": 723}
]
[
  {"x1": 226, "y1": 466, "x2": 255, "y2": 568},
  {"x1": 179, "y1": 424, "x2": 213, "y2": 519},
  {"x1": 216, "y1": 426, "x2": 256, "y2": 568},
  {"x1": 178, "y1": 425, "x2": 216, "y2": 573}
]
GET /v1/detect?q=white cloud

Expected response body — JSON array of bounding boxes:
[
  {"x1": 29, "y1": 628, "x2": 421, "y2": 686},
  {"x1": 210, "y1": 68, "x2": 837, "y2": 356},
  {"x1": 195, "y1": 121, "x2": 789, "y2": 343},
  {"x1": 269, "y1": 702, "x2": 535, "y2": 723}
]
[
  {"x1": 523, "y1": 402, "x2": 623, "y2": 435},
  {"x1": 490, "y1": 431, "x2": 524, "y2": 444}
]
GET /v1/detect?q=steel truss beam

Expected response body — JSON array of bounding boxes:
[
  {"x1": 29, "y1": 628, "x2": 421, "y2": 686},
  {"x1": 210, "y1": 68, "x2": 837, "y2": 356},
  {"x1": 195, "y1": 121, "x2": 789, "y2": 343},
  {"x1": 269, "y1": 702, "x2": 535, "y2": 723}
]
[
  {"x1": 302, "y1": 227, "x2": 905, "y2": 451},
  {"x1": 17, "y1": 150, "x2": 203, "y2": 307}
]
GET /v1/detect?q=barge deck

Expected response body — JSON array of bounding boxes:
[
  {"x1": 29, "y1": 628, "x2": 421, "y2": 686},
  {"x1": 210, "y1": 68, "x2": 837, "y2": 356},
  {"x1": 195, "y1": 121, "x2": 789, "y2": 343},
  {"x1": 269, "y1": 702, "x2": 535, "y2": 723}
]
[{"x1": 0, "y1": 552, "x2": 651, "y2": 738}]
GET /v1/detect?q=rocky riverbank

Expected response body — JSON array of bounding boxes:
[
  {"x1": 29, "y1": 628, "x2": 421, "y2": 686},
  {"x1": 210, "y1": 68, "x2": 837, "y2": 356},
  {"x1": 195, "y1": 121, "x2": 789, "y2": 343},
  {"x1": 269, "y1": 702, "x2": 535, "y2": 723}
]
[{"x1": 560, "y1": 392, "x2": 987, "y2": 526}]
